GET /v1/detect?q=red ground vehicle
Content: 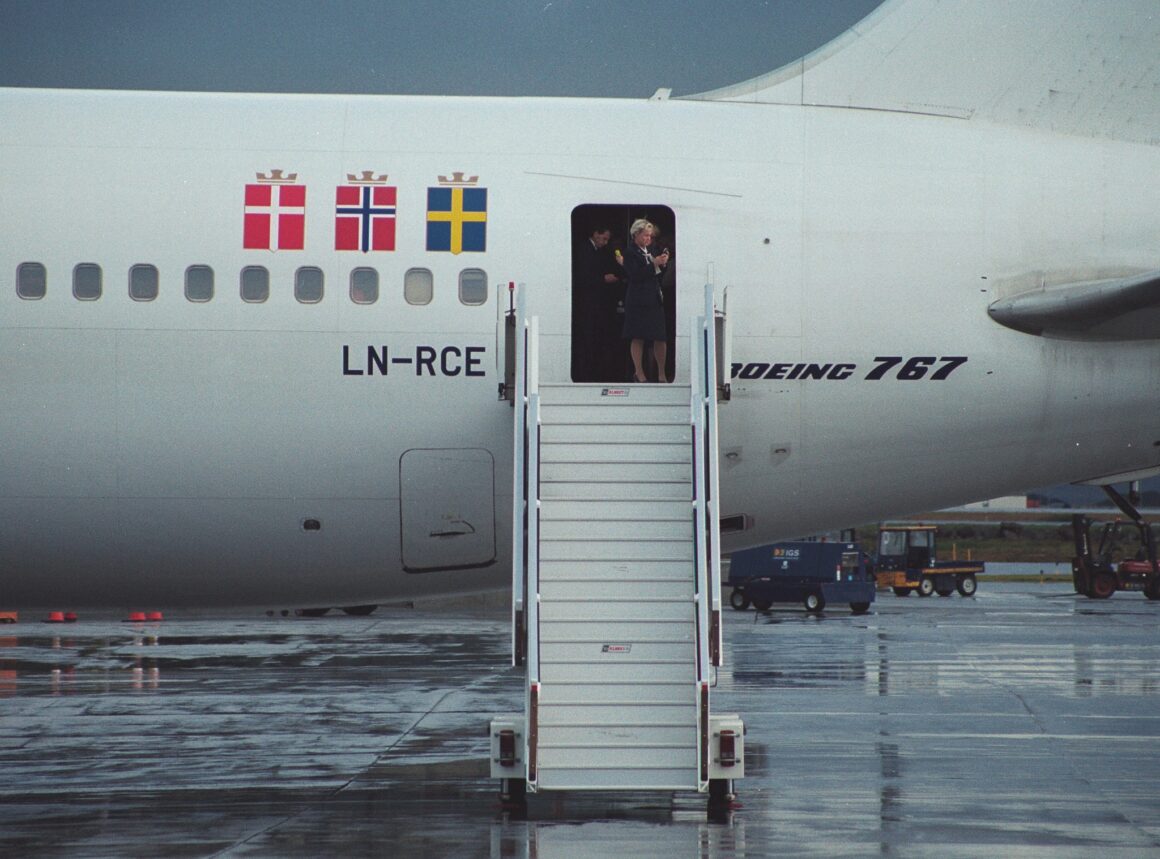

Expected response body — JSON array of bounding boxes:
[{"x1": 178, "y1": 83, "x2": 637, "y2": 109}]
[
  {"x1": 1072, "y1": 514, "x2": 1160, "y2": 600},
  {"x1": 1071, "y1": 482, "x2": 1160, "y2": 600}
]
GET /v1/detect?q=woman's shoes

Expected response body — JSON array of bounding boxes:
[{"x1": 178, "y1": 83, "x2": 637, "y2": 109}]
[{"x1": 630, "y1": 372, "x2": 670, "y2": 383}]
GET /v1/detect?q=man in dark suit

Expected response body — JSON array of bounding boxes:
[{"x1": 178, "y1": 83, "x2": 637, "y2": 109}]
[{"x1": 572, "y1": 225, "x2": 623, "y2": 381}]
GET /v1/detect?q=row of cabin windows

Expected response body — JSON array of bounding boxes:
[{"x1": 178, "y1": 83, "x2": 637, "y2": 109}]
[{"x1": 13, "y1": 263, "x2": 490, "y2": 307}]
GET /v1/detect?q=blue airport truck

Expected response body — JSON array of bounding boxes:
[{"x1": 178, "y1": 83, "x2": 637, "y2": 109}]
[{"x1": 727, "y1": 541, "x2": 876, "y2": 614}]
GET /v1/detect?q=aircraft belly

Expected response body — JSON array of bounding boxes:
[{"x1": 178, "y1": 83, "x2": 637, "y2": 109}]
[{"x1": 0, "y1": 496, "x2": 511, "y2": 607}]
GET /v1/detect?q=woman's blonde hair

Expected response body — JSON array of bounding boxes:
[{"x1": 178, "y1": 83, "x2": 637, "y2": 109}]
[{"x1": 629, "y1": 218, "x2": 654, "y2": 238}]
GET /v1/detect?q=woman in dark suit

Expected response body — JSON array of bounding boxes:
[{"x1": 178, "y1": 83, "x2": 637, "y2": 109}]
[{"x1": 621, "y1": 218, "x2": 670, "y2": 382}]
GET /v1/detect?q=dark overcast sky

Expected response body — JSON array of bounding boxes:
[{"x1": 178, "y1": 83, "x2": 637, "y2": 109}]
[{"x1": 0, "y1": 0, "x2": 884, "y2": 98}]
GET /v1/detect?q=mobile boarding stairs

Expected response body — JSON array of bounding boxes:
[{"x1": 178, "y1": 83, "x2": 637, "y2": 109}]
[{"x1": 489, "y1": 285, "x2": 745, "y2": 806}]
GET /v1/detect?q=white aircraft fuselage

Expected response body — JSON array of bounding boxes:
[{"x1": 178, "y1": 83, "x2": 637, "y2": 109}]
[{"x1": 3, "y1": 87, "x2": 1158, "y2": 607}]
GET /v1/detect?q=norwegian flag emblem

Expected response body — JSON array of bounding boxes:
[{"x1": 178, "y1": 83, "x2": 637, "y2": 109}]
[
  {"x1": 335, "y1": 183, "x2": 397, "y2": 252},
  {"x1": 243, "y1": 171, "x2": 305, "y2": 250}
]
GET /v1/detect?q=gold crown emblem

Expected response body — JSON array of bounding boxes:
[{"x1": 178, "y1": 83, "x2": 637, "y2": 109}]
[
  {"x1": 255, "y1": 169, "x2": 298, "y2": 184},
  {"x1": 346, "y1": 171, "x2": 389, "y2": 185},
  {"x1": 437, "y1": 172, "x2": 479, "y2": 186}
]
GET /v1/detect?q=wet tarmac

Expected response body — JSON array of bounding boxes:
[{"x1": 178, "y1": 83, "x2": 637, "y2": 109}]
[{"x1": 2, "y1": 583, "x2": 1159, "y2": 857}]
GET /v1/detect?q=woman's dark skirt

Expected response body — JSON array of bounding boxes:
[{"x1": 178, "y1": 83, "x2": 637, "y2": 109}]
[{"x1": 622, "y1": 283, "x2": 666, "y2": 341}]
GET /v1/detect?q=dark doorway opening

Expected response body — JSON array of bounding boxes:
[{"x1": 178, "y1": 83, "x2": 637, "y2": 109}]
[{"x1": 570, "y1": 204, "x2": 676, "y2": 383}]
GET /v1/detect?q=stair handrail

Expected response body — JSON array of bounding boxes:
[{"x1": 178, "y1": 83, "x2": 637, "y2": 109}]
[
  {"x1": 511, "y1": 286, "x2": 543, "y2": 785},
  {"x1": 690, "y1": 284, "x2": 723, "y2": 668},
  {"x1": 690, "y1": 310, "x2": 711, "y2": 686},
  {"x1": 528, "y1": 384, "x2": 540, "y2": 686},
  {"x1": 524, "y1": 318, "x2": 542, "y2": 789},
  {"x1": 689, "y1": 284, "x2": 721, "y2": 790},
  {"x1": 511, "y1": 287, "x2": 528, "y2": 666},
  {"x1": 702, "y1": 285, "x2": 723, "y2": 665},
  {"x1": 511, "y1": 286, "x2": 542, "y2": 669},
  {"x1": 525, "y1": 319, "x2": 542, "y2": 687}
]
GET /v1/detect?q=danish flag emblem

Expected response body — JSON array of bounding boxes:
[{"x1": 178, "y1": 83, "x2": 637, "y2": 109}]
[{"x1": 243, "y1": 171, "x2": 305, "y2": 250}]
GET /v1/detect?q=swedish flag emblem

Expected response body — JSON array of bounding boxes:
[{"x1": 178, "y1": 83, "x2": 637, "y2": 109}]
[{"x1": 426, "y1": 178, "x2": 487, "y2": 254}]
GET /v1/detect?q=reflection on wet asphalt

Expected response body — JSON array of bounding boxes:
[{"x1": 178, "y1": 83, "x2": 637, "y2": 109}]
[{"x1": 2, "y1": 583, "x2": 1159, "y2": 856}]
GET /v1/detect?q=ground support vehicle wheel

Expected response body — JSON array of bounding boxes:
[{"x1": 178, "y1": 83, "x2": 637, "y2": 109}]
[
  {"x1": 918, "y1": 577, "x2": 935, "y2": 597},
  {"x1": 850, "y1": 602, "x2": 871, "y2": 614},
  {"x1": 803, "y1": 592, "x2": 826, "y2": 613},
  {"x1": 751, "y1": 598, "x2": 772, "y2": 611},
  {"x1": 892, "y1": 587, "x2": 912, "y2": 597},
  {"x1": 1146, "y1": 581, "x2": 1160, "y2": 601},
  {"x1": 1089, "y1": 573, "x2": 1116, "y2": 599},
  {"x1": 935, "y1": 585, "x2": 954, "y2": 597},
  {"x1": 957, "y1": 575, "x2": 977, "y2": 596},
  {"x1": 729, "y1": 589, "x2": 750, "y2": 611}
]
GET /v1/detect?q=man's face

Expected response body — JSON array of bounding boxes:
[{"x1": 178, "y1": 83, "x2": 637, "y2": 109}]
[{"x1": 592, "y1": 230, "x2": 611, "y2": 248}]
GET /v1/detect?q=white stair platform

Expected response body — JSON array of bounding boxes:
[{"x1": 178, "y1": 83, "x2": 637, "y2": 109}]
[{"x1": 534, "y1": 383, "x2": 699, "y2": 790}]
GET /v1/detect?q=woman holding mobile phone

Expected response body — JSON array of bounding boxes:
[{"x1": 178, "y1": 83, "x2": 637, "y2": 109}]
[{"x1": 621, "y1": 218, "x2": 669, "y2": 383}]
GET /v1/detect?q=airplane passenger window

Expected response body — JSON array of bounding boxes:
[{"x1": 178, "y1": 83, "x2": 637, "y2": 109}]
[
  {"x1": 350, "y1": 267, "x2": 378, "y2": 304},
  {"x1": 129, "y1": 264, "x2": 159, "y2": 301},
  {"x1": 295, "y1": 266, "x2": 324, "y2": 304},
  {"x1": 17, "y1": 262, "x2": 46, "y2": 299},
  {"x1": 185, "y1": 265, "x2": 214, "y2": 302},
  {"x1": 240, "y1": 266, "x2": 269, "y2": 303},
  {"x1": 458, "y1": 268, "x2": 487, "y2": 306},
  {"x1": 404, "y1": 268, "x2": 433, "y2": 305},
  {"x1": 73, "y1": 263, "x2": 102, "y2": 301}
]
